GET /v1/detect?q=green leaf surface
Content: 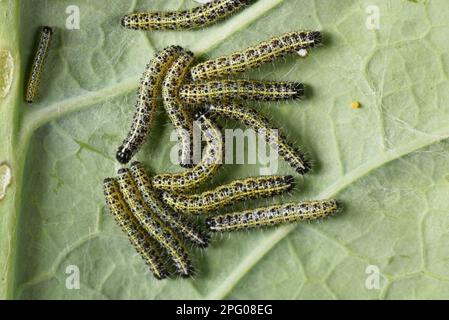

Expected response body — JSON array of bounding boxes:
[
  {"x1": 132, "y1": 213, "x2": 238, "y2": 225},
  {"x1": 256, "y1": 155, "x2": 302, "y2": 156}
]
[{"x1": 1, "y1": 0, "x2": 449, "y2": 299}]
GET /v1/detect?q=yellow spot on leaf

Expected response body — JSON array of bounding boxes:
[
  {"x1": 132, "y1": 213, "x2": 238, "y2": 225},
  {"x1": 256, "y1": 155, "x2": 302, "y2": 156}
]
[{"x1": 351, "y1": 101, "x2": 361, "y2": 109}]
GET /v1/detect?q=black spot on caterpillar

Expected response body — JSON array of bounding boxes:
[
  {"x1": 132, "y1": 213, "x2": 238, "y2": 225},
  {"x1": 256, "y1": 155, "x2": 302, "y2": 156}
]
[
  {"x1": 189, "y1": 30, "x2": 322, "y2": 81},
  {"x1": 116, "y1": 45, "x2": 185, "y2": 164},
  {"x1": 103, "y1": 178, "x2": 168, "y2": 280},
  {"x1": 205, "y1": 103, "x2": 311, "y2": 175},
  {"x1": 162, "y1": 175, "x2": 295, "y2": 214},
  {"x1": 26, "y1": 26, "x2": 53, "y2": 103},
  {"x1": 130, "y1": 161, "x2": 210, "y2": 247},
  {"x1": 116, "y1": 169, "x2": 194, "y2": 277},
  {"x1": 179, "y1": 80, "x2": 304, "y2": 105},
  {"x1": 121, "y1": 0, "x2": 253, "y2": 31},
  {"x1": 162, "y1": 50, "x2": 195, "y2": 167},
  {"x1": 206, "y1": 199, "x2": 340, "y2": 232},
  {"x1": 152, "y1": 114, "x2": 223, "y2": 192}
]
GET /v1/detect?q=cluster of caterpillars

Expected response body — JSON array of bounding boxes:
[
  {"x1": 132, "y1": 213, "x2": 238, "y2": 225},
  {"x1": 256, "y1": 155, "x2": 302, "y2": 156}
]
[{"x1": 104, "y1": 0, "x2": 340, "y2": 279}]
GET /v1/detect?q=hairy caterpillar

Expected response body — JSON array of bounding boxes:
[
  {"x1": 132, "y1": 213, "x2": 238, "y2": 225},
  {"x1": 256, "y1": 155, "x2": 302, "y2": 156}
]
[
  {"x1": 189, "y1": 30, "x2": 322, "y2": 81},
  {"x1": 205, "y1": 103, "x2": 311, "y2": 174},
  {"x1": 206, "y1": 199, "x2": 340, "y2": 232},
  {"x1": 162, "y1": 175, "x2": 295, "y2": 214},
  {"x1": 121, "y1": 0, "x2": 252, "y2": 31},
  {"x1": 152, "y1": 115, "x2": 223, "y2": 192},
  {"x1": 179, "y1": 80, "x2": 304, "y2": 105},
  {"x1": 116, "y1": 169, "x2": 194, "y2": 277},
  {"x1": 162, "y1": 50, "x2": 196, "y2": 167},
  {"x1": 130, "y1": 161, "x2": 210, "y2": 247},
  {"x1": 103, "y1": 178, "x2": 168, "y2": 280},
  {"x1": 116, "y1": 45, "x2": 184, "y2": 164},
  {"x1": 26, "y1": 26, "x2": 53, "y2": 103}
]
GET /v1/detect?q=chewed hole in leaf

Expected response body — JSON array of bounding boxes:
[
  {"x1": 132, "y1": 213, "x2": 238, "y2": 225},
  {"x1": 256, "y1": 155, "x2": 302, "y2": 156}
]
[
  {"x1": 0, "y1": 49, "x2": 14, "y2": 99},
  {"x1": 0, "y1": 162, "x2": 12, "y2": 201}
]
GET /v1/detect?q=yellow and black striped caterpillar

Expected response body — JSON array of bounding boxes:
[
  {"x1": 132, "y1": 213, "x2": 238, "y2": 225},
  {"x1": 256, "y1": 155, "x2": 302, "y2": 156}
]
[
  {"x1": 103, "y1": 178, "x2": 168, "y2": 280},
  {"x1": 152, "y1": 115, "x2": 223, "y2": 192},
  {"x1": 26, "y1": 26, "x2": 53, "y2": 103},
  {"x1": 206, "y1": 199, "x2": 340, "y2": 232},
  {"x1": 205, "y1": 103, "x2": 311, "y2": 175},
  {"x1": 162, "y1": 175, "x2": 295, "y2": 214},
  {"x1": 130, "y1": 161, "x2": 210, "y2": 247},
  {"x1": 116, "y1": 169, "x2": 194, "y2": 277},
  {"x1": 121, "y1": 0, "x2": 252, "y2": 31},
  {"x1": 116, "y1": 45, "x2": 184, "y2": 164},
  {"x1": 179, "y1": 80, "x2": 304, "y2": 105},
  {"x1": 189, "y1": 30, "x2": 322, "y2": 81},
  {"x1": 162, "y1": 50, "x2": 196, "y2": 167}
]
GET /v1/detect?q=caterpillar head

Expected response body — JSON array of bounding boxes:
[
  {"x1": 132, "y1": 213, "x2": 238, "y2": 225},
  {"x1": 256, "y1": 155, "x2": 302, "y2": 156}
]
[
  {"x1": 193, "y1": 106, "x2": 209, "y2": 120},
  {"x1": 116, "y1": 147, "x2": 133, "y2": 164},
  {"x1": 308, "y1": 31, "x2": 322, "y2": 47}
]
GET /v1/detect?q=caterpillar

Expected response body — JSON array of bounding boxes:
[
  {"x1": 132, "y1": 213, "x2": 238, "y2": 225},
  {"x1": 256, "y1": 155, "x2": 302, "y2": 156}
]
[
  {"x1": 179, "y1": 80, "x2": 304, "y2": 105},
  {"x1": 25, "y1": 26, "x2": 53, "y2": 103},
  {"x1": 152, "y1": 115, "x2": 223, "y2": 192},
  {"x1": 189, "y1": 30, "x2": 322, "y2": 81},
  {"x1": 121, "y1": 0, "x2": 252, "y2": 31},
  {"x1": 130, "y1": 161, "x2": 210, "y2": 247},
  {"x1": 116, "y1": 45, "x2": 184, "y2": 164},
  {"x1": 116, "y1": 169, "x2": 194, "y2": 277},
  {"x1": 205, "y1": 103, "x2": 311, "y2": 174},
  {"x1": 162, "y1": 50, "x2": 195, "y2": 167},
  {"x1": 162, "y1": 175, "x2": 295, "y2": 214},
  {"x1": 206, "y1": 199, "x2": 340, "y2": 232},
  {"x1": 103, "y1": 178, "x2": 169, "y2": 280}
]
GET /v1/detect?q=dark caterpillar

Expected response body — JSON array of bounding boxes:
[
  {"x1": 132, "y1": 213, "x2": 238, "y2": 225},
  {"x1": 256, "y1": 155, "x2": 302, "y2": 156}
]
[
  {"x1": 121, "y1": 0, "x2": 253, "y2": 31},
  {"x1": 162, "y1": 175, "x2": 295, "y2": 214},
  {"x1": 179, "y1": 80, "x2": 304, "y2": 105},
  {"x1": 103, "y1": 178, "x2": 168, "y2": 280},
  {"x1": 130, "y1": 161, "x2": 210, "y2": 247},
  {"x1": 205, "y1": 103, "x2": 311, "y2": 175},
  {"x1": 162, "y1": 50, "x2": 196, "y2": 167},
  {"x1": 116, "y1": 45, "x2": 184, "y2": 164},
  {"x1": 116, "y1": 169, "x2": 194, "y2": 277},
  {"x1": 207, "y1": 199, "x2": 340, "y2": 232},
  {"x1": 189, "y1": 30, "x2": 322, "y2": 81},
  {"x1": 26, "y1": 26, "x2": 53, "y2": 103},
  {"x1": 152, "y1": 114, "x2": 223, "y2": 192}
]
